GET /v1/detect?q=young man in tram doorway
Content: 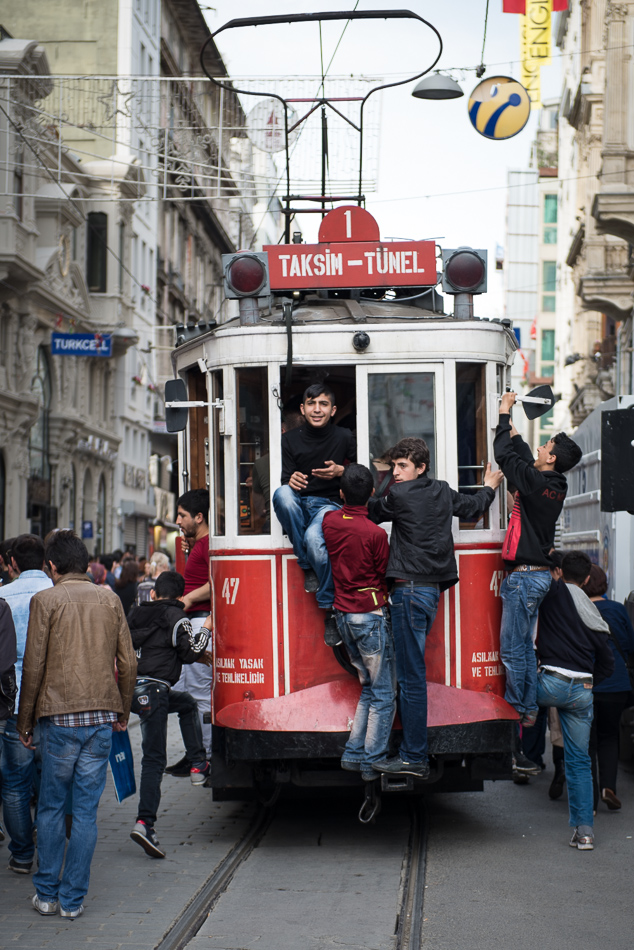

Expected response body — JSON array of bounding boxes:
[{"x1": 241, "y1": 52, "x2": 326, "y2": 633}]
[
  {"x1": 494, "y1": 392, "x2": 582, "y2": 774},
  {"x1": 273, "y1": 383, "x2": 356, "y2": 645},
  {"x1": 322, "y1": 464, "x2": 395, "y2": 782},
  {"x1": 368, "y1": 437, "x2": 503, "y2": 779},
  {"x1": 166, "y1": 489, "x2": 213, "y2": 775}
]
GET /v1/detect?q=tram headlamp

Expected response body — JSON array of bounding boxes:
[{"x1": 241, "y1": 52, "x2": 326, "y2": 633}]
[
  {"x1": 222, "y1": 252, "x2": 270, "y2": 299},
  {"x1": 353, "y1": 331, "x2": 370, "y2": 351},
  {"x1": 441, "y1": 247, "x2": 487, "y2": 294}
]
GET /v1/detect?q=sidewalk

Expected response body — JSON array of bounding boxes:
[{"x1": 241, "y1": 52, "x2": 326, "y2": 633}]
[{"x1": 0, "y1": 719, "x2": 254, "y2": 950}]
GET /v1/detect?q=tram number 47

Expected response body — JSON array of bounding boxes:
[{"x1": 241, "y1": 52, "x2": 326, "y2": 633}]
[
  {"x1": 221, "y1": 577, "x2": 240, "y2": 605},
  {"x1": 489, "y1": 570, "x2": 505, "y2": 597}
]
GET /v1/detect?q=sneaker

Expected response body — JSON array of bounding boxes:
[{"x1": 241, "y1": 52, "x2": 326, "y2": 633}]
[
  {"x1": 548, "y1": 766, "x2": 566, "y2": 800},
  {"x1": 373, "y1": 756, "x2": 431, "y2": 780},
  {"x1": 569, "y1": 827, "x2": 594, "y2": 850},
  {"x1": 190, "y1": 761, "x2": 211, "y2": 786},
  {"x1": 32, "y1": 894, "x2": 58, "y2": 916},
  {"x1": 512, "y1": 752, "x2": 541, "y2": 776},
  {"x1": 60, "y1": 904, "x2": 84, "y2": 919},
  {"x1": 324, "y1": 610, "x2": 342, "y2": 647},
  {"x1": 361, "y1": 770, "x2": 379, "y2": 782},
  {"x1": 341, "y1": 759, "x2": 361, "y2": 772},
  {"x1": 601, "y1": 788, "x2": 622, "y2": 810},
  {"x1": 130, "y1": 821, "x2": 165, "y2": 859},
  {"x1": 9, "y1": 856, "x2": 33, "y2": 875},
  {"x1": 303, "y1": 568, "x2": 319, "y2": 593},
  {"x1": 165, "y1": 755, "x2": 191, "y2": 776}
]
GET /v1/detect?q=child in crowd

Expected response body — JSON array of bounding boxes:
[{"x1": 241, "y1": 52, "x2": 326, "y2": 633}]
[
  {"x1": 322, "y1": 464, "x2": 395, "y2": 782},
  {"x1": 127, "y1": 571, "x2": 212, "y2": 859}
]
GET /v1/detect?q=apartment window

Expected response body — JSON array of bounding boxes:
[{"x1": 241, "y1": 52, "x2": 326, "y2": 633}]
[
  {"x1": 542, "y1": 261, "x2": 556, "y2": 312},
  {"x1": 541, "y1": 329, "x2": 555, "y2": 378},
  {"x1": 543, "y1": 194, "x2": 557, "y2": 244},
  {"x1": 13, "y1": 160, "x2": 23, "y2": 219},
  {"x1": 87, "y1": 212, "x2": 107, "y2": 293}
]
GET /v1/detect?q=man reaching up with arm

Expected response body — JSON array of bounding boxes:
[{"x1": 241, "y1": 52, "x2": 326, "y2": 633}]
[{"x1": 494, "y1": 392, "x2": 582, "y2": 774}]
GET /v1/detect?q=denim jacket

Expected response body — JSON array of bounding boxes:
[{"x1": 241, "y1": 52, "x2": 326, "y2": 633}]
[{"x1": 0, "y1": 570, "x2": 52, "y2": 706}]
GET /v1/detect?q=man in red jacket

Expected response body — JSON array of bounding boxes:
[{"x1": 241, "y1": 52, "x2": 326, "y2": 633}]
[{"x1": 322, "y1": 464, "x2": 394, "y2": 782}]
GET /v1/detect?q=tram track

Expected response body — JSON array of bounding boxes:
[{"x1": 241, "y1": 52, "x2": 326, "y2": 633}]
[{"x1": 154, "y1": 793, "x2": 429, "y2": 950}]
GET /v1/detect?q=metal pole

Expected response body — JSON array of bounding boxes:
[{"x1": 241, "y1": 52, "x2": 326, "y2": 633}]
[
  {"x1": 453, "y1": 293, "x2": 474, "y2": 319},
  {"x1": 238, "y1": 297, "x2": 259, "y2": 325}
]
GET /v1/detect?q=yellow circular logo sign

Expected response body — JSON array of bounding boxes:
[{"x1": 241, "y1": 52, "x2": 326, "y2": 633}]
[{"x1": 468, "y1": 76, "x2": 531, "y2": 140}]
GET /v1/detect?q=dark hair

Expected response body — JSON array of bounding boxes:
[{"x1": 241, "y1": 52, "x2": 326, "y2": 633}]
[
  {"x1": 551, "y1": 432, "x2": 582, "y2": 474},
  {"x1": 549, "y1": 549, "x2": 563, "y2": 569},
  {"x1": 177, "y1": 488, "x2": 210, "y2": 522},
  {"x1": 340, "y1": 464, "x2": 374, "y2": 506},
  {"x1": 116, "y1": 560, "x2": 139, "y2": 588},
  {"x1": 154, "y1": 570, "x2": 185, "y2": 600},
  {"x1": 561, "y1": 550, "x2": 592, "y2": 585},
  {"x1": 111, "y1": 549, "x2": 123, "y2": 562},
  {"x1": 11, "y1": 534, "x2": 45, "y2": 573},
  {"x1": 302, "y1": 383, "x2": 336, "y2": 406},
  {"x1": 582, "y1": 563, "x2": 608, "y2": 598},
  {"x1": 45, "y1": 530, "x2": 89, "y2": 576},
  {"x1": 387, "y1": 437, "x2": 430, "y2": 472},
  {"x1": 99, "y1": 554, "x2": 114, "y2": 571},
  {"x1": 0, "y1": 537, "x2": 16, "y2": 567}
]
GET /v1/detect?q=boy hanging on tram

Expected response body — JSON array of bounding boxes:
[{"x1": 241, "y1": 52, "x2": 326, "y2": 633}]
[
  {"x1": 367, "y1": 438, "x2": 504, "y2": 780},
  {"x1": 272, "y1": 383, "x2": 356, "y2": 645},
  {"x1": 322, "y1": 464, "x2": 395, "y2": 783}
]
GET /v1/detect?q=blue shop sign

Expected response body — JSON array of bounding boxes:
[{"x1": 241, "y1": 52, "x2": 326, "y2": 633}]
[
  {"x1": 51, "y1": 332, "x2": 112, "y2": 357},
  {"x1": 82, "y1": 520, "x2": 93, "y2": 539}
]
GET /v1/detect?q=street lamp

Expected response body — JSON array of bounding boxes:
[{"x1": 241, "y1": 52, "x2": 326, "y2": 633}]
[{"x1": 412, "y1": 73, "x2": 464, "y2": 100}]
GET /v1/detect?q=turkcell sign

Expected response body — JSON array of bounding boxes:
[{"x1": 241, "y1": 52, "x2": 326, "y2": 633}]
[
  {"x1": 263, "y1": 240, "x2": 437, "y2": 290},
  {"x1": 51, "y1": 332, "x2": 112, "y2": 357}
]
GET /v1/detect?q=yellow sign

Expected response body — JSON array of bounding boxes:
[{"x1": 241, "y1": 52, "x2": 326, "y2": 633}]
[
  {"x1": 520, "y1": 0, "x2": 552, "y2": 109},
  {"x1": 468, "y1": 76, "x2": 531, "y2": 140}
]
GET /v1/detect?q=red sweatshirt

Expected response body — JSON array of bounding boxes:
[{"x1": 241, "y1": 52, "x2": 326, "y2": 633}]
[{"x1": 322, "y1": 505, "x2": 389, "y2": 613}]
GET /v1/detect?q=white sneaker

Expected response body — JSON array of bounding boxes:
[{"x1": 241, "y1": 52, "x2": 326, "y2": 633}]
[{"x1": 32, "y1": 894, "x2": 58, "y2": 915}]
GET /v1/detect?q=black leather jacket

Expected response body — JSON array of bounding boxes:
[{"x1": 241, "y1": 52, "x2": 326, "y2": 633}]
[
  {"x1": 368, "y1": 475, "x2": 495, "y2": 591},
  {"x1": 0, "y1": 599, "x2": 17, "y2": 721}
]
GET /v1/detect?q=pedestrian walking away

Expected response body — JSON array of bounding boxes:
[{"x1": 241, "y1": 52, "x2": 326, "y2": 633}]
[
  {"x1": 322, "y1": 464, "x2": 395, "y2": 782},
  {"x1": 536, "y1": 551, "x2": 614, "y2": 850},
  {"x1": 127, "y1": 570, "x2": 212, "y2": 859},
  {"x1": 16, "y1": 530, "x2": 137, "y2": 918},
  {"x1": 0, "y1": 534, "x2": 52, "y2": 875},
  {"x1": 494, "y1": 391, "x2": 581, "y2": 774},
  {"x1": 272, "y1": 383, "x2": 356, "y2": 645},
  {"x1": 368, "y1": 437, "x2": 503, "y2": 779}
]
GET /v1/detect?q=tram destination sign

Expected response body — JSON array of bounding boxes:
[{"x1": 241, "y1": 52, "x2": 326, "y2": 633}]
[
  {"x1": 263, "y1": 240, "x2": 437, "y2": 291},
  {"x1": 51, "y1": 332, "x2": 112, "y2": 357}
]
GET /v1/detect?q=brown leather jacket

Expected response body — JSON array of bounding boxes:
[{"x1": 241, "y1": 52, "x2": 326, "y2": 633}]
[{"x1": 16, "y1": 573, "x2": 137, "y2": 735}]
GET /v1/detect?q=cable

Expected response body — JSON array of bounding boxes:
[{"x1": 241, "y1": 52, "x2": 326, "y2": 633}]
[{"x1": 477, "y1": 0, "x2": 490, "y2": 79}]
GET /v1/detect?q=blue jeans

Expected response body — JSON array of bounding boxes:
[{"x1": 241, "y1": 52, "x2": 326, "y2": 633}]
[
  {"x1": 499, "y1": 571, "x2": 551, "y2": 715},
  {"x1": 34, "y1": 719, "x2": 112, "y2": 911},
  {"x1": 390, "y1": 585, "x2": 440, "y2": 762},
  {"x1": 273, "y1": 486, "x2": 340, "y2": 608},
  {"x1": 0, "y1": 715, "x2": 38, "y2": 864},
  {"x1": 536, "y1": 671, "x2": 594, "y2": 828},
  {"x1": 336, "y1": 611, "x2": 397, "y2": 769}
]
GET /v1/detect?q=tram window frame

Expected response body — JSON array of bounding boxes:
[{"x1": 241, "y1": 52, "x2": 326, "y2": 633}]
[
  {"x1": 211, "y1": 370, "x2": 225, "y2": 537},
  {"x1": 236, "y1": 367, "x2": 270, "y2": 537},
  {"x1": 456, "y1": 363, "x2": 489, "y2": 530}
]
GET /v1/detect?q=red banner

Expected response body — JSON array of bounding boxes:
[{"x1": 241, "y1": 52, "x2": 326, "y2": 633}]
[{"x1": 503, "y1": 1, "x2": 567, "y2": 11}]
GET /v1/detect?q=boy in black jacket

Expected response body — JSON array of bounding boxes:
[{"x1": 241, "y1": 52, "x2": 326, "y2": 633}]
[
  {"x1": 127, "y1": 571, "x2": 212, "y2": 858},
  {"x1": 494, "y1": 392, "x2": 581, "y2": 774}
]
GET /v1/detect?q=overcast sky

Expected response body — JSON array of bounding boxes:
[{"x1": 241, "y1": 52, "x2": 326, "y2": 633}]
[{"x1": 203, "y1": 1, "x2": 561, "y2": 317}]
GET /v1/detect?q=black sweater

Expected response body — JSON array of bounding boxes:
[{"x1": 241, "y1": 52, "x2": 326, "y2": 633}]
[
  {"x1": 127, "y1": 599, "x2": 210, "y2": 686},
  {"x1": 494, "y1": 415, "x2": 568, "y2": 567},
  {"x1": 281, "y1": 423, "x2": 356, "y2": 500},
  {"x1": 368, "y1": 474, "x2": 495, "y2": 590},
  {"x1": 537, "y1": 580, "x2": 614, "y2": 682}
]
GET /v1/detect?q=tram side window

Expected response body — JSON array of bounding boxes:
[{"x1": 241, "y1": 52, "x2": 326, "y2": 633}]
[
  {"x1": 236, "y1": 367, "x2": 270, "y2": 536},
  {"x1": 368, "y1": 373, "x2": 435, "y2": 498},
  {"x1": 211, "y1": 370, "x2": 225, "y2": 536},
  {"x1": 456, "y1": 363, "x2": 489, "y2": 530}
]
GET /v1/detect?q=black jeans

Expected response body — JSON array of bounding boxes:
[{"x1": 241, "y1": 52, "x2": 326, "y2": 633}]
[
  {"x1": 589, "y1": 691, "x2": 631, "y2": 805},
  {"x1": 131, "y1": 681, "x2": 206, "y2": 826}
]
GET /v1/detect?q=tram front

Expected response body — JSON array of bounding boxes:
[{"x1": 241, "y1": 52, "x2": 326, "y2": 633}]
[{"x1": 168, "y1": 209, "x2": 519, "y2": 801}]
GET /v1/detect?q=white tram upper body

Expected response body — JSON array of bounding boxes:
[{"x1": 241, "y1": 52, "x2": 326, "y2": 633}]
[{"x1": 171, "y1": 213, "x2": 520, "y2": 800}]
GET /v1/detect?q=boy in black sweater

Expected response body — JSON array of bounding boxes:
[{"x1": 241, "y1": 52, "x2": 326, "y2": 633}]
[
  {"x1": 494, "y1": 391, "x2": 581, "y2": 773},
  {"x1": 127, "y1": 571, "x2": 212, "y2": 858},
  {"x1": 273, "y1": 383, "x2": 356, "y2": 643}
]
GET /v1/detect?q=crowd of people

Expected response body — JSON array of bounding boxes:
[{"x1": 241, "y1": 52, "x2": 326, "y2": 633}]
[
  {"x1": 0, "y1": 384, "x2": 633, "y2": 920},
  {"x1": 0, "y1": 488, "x2": 214, "y2": 916}
]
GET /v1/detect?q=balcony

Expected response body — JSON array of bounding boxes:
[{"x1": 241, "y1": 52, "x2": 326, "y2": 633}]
[
  {"x1": 578, "y1": 242, "x2": 634, "y2": 321},
  {"x1": 592, "y1": 191, "x2": 634, "y2": 244}
]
